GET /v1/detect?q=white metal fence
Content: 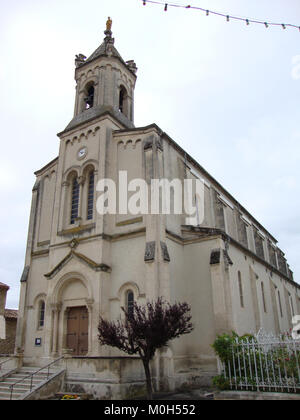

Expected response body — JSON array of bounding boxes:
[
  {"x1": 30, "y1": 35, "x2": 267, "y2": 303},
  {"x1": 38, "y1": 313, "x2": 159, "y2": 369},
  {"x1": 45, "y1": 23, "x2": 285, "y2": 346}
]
[{"x1": 222, "y1": 331, "x2": 300, "y2": 393}]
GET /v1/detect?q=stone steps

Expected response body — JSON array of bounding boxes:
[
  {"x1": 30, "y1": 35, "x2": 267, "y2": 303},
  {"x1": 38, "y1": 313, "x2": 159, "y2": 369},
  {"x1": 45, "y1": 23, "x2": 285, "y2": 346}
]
[{"x1": 0, "y1": 367, "x2": 58, "y2": 400}]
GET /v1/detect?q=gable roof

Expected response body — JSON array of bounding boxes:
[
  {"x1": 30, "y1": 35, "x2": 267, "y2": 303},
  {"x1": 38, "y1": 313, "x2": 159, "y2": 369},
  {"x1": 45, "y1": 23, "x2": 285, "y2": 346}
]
[
  {"x1": 85, "y1": 40, "x2": 123, "y2": 65},
  {"x1": 44, "y1": 250, "x2": 111, "y2": 280}
]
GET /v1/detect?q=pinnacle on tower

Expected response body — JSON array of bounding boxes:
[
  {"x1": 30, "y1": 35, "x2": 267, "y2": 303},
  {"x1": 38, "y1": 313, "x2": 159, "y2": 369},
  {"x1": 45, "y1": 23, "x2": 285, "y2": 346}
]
[
  {"x1": 104, "y1": 16, "x2": 115, "y2": 46},
  {"x1": 105, "y1": 16, "x2": 112, "y2": 34}
]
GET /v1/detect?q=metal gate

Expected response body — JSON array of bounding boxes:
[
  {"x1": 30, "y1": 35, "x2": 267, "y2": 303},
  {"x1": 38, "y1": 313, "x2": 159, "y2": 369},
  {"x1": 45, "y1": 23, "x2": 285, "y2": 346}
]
[{"x1": 222, "y1": 331, "x2": 300, "y2": 393}]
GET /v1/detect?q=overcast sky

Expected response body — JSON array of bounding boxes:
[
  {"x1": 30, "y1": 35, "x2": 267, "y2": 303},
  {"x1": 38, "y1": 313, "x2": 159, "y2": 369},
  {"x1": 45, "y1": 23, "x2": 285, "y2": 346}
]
[{"x1": 0, "y1": 0, "x2": 299, "y2": 308}]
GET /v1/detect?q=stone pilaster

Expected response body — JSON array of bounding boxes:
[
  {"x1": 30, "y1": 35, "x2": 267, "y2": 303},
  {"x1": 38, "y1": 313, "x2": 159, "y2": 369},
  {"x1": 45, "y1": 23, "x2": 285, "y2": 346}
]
[
  {"x1": 210, "y1": 240, "x2": 234, "y2": 335},
  {"x1": 51, "y1": 303, "x2": 62, "y2": 357}
]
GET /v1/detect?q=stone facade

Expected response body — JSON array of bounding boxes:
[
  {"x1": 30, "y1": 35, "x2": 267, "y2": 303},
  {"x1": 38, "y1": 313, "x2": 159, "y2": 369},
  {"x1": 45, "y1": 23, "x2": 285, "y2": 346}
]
[
  {"x1": 15, "y1": 23, "x2": 300, "y2": 398},
  {"x1": 0, "y1": 283, "x2": 18, "y2": 354}
]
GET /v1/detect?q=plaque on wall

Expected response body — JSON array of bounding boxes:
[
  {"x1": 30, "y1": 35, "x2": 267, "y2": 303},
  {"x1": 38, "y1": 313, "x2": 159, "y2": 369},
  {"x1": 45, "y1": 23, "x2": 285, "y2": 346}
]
[{"x1": 35, "y1": 338, "x2": 42, "y2": 346}]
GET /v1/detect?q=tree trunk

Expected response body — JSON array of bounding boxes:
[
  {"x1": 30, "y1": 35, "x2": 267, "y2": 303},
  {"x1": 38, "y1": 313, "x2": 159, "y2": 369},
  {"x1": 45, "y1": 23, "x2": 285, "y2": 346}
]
[{"x1": 142, "y1": 358, "x2": 153, "y2": 400}]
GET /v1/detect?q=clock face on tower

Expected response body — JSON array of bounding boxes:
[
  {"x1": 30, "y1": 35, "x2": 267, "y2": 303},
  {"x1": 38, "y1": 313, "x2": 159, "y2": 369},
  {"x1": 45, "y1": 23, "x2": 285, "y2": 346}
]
[{"x1": 77, "y1": 147, "x2": 88, "y2": 160}]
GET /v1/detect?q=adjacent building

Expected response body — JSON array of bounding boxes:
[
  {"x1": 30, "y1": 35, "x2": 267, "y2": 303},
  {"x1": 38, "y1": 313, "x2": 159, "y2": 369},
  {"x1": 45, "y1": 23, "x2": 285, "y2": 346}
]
[{"x1": 0, "y1": 283, "x2": 18, "y2": 355}]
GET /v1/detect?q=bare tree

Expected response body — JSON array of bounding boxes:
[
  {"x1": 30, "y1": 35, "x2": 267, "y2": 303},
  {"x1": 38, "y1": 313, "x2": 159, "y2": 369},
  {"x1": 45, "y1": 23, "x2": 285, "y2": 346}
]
[{"x1": 98, "y1": 297, "x2": 193, "y2": 400}]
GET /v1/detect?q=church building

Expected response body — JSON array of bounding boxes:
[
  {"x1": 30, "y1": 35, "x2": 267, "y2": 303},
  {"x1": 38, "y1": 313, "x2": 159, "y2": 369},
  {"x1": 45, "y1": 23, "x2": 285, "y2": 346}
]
[{"x1": 14, "y1": 19, "x2": 300, "y2": 398}]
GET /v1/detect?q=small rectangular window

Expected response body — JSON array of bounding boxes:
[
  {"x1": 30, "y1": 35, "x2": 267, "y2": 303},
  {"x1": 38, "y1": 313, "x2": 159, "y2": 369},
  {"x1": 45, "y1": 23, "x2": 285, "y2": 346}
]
[
  {"x1": 289, "y1": 293, "x2": 295, "y2": 317},
  {"x1": 278, "y1": 290, "x2": 283, "y2": 318},
  {"x1": 238, "y1": 272, "x2": 244, "y2": 308},
  {"x1": 261, "y1": 282, "x2": 267, "y2": 313}
]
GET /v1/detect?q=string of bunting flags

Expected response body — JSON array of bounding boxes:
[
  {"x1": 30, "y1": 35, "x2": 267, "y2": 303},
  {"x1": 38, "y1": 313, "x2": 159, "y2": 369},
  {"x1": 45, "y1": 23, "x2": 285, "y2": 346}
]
[{"x1": 141, "y1": 0, "x2": 300, "y2": 32}]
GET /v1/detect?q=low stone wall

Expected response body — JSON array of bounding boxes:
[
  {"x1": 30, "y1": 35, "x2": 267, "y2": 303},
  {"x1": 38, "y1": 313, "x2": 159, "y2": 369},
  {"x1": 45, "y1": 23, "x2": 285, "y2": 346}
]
[
  {"x1": 0, "y1": 356, "x2": 18, "y2": 377},
  {"x1": 19, "y1": 355, "x2": 218, "y2": 399},
  {"x1": 61, "y1": 356, "x2": 217, "y2": 399},
  {"x1": 172, "y1": 356, "x2": 217, "y2": 391},
  {"x1": 23, "y1": 369, "x2": 66, "y2": 400},
  {"x1": 65, "y1": 378, "x2": 147, "y2": 400},
  {"x1": 63, "y1": 357, "x2": 147, "y2": 400},
  {"x1": 0, "y1": 337, "x2": 15, "y2": 354}
]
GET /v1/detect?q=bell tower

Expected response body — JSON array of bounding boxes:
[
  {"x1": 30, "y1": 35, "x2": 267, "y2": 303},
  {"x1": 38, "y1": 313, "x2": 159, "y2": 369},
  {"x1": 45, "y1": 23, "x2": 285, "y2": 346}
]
[{"x1": 65, "y1": 18, "x2": 138, "y2": 132}]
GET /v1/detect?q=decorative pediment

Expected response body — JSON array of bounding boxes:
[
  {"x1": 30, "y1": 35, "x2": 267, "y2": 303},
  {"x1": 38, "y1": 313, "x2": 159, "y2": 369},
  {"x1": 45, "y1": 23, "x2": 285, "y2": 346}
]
[{"x1": 44, "y1": 250, "x2": 111, "y2": 279}]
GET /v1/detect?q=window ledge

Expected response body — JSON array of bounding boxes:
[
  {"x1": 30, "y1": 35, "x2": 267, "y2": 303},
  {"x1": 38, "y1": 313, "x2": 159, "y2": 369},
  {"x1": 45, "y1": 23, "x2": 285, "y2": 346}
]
[{"x1": 58, "y1": 223, "x2": 95, "y2": 237}]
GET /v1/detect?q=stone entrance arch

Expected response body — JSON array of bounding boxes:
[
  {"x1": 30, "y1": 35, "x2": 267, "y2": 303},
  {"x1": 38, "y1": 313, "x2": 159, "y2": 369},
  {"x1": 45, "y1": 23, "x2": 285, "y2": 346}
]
[{"x1": 50, "y1": 273, "x2": 94, "y2": 356}]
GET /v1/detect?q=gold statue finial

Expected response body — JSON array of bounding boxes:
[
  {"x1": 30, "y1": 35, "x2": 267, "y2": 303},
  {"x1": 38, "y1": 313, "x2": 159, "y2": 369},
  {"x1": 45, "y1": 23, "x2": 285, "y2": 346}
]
[{"x1": 106, "y1": 17, "x2": 112, "y2": 31}]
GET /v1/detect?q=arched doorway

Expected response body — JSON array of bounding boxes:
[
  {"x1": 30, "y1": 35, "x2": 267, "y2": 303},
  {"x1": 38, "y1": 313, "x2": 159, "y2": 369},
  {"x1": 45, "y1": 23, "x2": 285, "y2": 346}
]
[{"x1": 51, "y1": 274, "x2": 93, "y2": 357}]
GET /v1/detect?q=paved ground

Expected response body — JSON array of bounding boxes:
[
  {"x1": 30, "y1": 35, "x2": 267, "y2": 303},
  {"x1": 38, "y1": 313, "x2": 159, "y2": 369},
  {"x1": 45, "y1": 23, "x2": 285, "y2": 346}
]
[
  {"x1": 48, "y1": 388, "x2": 215, "y2": 401},
  {"x1": 50, "y1": 388, "x2": 300, "y2": 400},
  {"x1": 137, "y1": 388, "x2": 216, "y2": 400}
]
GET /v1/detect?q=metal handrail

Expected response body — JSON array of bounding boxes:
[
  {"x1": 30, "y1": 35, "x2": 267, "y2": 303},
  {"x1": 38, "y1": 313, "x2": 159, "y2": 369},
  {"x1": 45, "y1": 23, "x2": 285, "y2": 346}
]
[
  {"x1": 0, "y1": 357, "x2": 13, "y2": 370},
  {"x1": 9, "y1": 356, "x2": 64, "y2": 400}
]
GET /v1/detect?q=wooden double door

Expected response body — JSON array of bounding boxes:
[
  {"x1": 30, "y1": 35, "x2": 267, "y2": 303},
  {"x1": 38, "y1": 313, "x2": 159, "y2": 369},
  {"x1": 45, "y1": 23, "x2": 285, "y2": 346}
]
[{"x1": 66, "y1": 306, "x2": 89, "y2": 356}]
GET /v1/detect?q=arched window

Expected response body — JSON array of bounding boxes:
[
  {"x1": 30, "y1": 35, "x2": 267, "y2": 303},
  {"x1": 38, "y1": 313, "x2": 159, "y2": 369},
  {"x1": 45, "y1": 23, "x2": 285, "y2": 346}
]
[
  {"x1": 126, "y1": 290, "x2": 134, "y2": 318},
  {"x1": 70, "y1": 177, "x2": 80, "y2": 224},
  {"x1": 119, "y1": 86, "x2": 127, "y2": 115},
  {"x1": 84, "y1": 84, "x2": 95, "y2": 110},
  {"x1": 238, "y1": 271, "x2": 244, "y2": 308},
  {"x1": 38, "y1": 301, "x2": 45, "y2": 328},
  {"x1": 87, "y1": 170, "x2": 95, "y2": 220}
]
